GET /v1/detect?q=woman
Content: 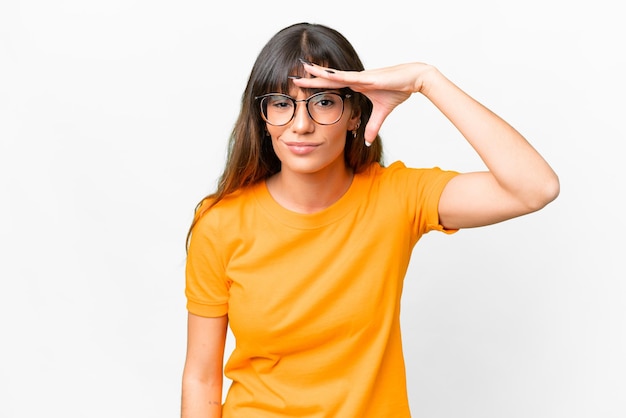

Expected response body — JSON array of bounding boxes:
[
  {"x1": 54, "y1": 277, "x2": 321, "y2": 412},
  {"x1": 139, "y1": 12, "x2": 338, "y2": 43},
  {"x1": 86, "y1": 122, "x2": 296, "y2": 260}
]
[{"x1": 181, "y1": 22, "x2": 559, "y2": 418}]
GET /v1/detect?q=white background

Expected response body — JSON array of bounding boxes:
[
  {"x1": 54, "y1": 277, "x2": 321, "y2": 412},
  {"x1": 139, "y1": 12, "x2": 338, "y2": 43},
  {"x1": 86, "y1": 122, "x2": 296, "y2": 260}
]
[{"x1": 1, "y1": 1, "x2": 624, "y2": 417}]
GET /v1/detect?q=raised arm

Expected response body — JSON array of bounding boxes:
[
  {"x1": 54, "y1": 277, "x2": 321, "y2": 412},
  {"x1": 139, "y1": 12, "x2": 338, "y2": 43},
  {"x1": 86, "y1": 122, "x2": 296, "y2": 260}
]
[
  {"x1": 421, "y1": 66, "x2": 560, "y2": 228},
  {"x1": 181, "y1": 313, "x2": 228, "y2": 418},
  {"x1": 292, "y1": 61, "x2": 560, "y2": 228}
]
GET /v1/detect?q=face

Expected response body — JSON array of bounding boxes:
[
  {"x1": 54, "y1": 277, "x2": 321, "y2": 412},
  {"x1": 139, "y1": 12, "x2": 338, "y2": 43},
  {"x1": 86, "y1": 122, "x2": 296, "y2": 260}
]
[{"x1": 265, "y1": 88, "x2": 360, "y2": 178}]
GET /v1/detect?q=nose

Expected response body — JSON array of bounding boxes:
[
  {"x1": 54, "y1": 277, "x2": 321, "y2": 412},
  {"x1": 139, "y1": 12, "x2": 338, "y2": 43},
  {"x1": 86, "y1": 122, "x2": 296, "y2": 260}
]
[{"x1": 290, "y1": 101, "x2": 315, "y2": 133}]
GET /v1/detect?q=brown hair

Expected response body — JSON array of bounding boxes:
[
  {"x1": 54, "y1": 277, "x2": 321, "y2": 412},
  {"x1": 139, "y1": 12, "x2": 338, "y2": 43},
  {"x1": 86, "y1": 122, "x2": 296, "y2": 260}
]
[{"x1": 186, "y1": 22, "x2": 384, "y2": 248}]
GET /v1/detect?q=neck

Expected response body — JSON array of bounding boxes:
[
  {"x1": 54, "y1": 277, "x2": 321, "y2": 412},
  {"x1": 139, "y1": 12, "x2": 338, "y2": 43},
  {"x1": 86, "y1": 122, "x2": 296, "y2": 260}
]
[{"x1": 266, "y1": 165, "x2": 354, "y2": 214}]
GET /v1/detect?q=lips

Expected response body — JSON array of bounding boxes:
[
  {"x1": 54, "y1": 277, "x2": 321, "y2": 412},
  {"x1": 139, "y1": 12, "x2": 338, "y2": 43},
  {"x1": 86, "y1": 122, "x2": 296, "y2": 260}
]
[{"x1": 284, "y1": 141, "x2": 320, "y2": 155}]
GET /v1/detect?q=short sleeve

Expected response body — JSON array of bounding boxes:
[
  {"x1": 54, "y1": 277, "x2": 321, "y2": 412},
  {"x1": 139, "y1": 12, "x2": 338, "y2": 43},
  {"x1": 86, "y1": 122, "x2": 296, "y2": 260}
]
[
  {"x1": 382, "y1": 161, "x2": 459, "y2": 242},
  {"x1": 185, "y1": 210, "x2": 230, "y2": 317},
  {"x1": 417, "y1": 167, "x2": 459, "y2": 235}
]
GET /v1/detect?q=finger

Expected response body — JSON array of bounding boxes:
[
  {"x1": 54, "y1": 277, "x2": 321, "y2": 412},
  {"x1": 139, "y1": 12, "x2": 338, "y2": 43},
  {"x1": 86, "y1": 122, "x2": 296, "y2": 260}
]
[
  {"x1": 298, "y1": 59, "x2": 341, "y2": 78},
  {"x1": 290, "y1": 75, "x2": 347, "y2": 90},
  {"x1": 297, "y1": 60, "x2": 373, "y2": 91},
  {"x1": 363, "y1": 110, "x2": 388, "y2": 145}
]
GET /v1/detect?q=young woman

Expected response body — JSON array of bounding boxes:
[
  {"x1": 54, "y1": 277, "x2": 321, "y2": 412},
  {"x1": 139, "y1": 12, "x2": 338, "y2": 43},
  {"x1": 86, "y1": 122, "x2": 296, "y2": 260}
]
[{"x1": 181, "y1": 22, "x2": 559, "y2": 418}]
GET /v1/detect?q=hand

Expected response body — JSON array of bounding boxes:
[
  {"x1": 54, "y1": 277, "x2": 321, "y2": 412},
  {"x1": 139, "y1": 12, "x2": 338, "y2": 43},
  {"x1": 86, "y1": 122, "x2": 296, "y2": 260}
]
[{"x1": 292, "y1": 61, "x2": 436, "y2": 144}]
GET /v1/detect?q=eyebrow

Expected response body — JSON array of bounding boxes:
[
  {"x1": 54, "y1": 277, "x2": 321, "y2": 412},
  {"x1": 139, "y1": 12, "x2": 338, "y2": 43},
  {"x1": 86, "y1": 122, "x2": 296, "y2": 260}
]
[{"x1": 274, "y1": 89, "x2": 342, "y2": 98}]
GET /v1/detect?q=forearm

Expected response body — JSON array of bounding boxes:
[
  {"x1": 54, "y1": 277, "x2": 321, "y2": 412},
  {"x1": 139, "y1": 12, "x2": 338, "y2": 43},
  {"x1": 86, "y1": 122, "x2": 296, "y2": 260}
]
[
  {"x1": 420, "y1": 66, "x2": 559, "y2": 208},
  {"x1": 181, "y1": 313, "x2": 228, "y2": 418},
  {"x1": 181, "y1": 376, "x2": 223, "y2": 418}
]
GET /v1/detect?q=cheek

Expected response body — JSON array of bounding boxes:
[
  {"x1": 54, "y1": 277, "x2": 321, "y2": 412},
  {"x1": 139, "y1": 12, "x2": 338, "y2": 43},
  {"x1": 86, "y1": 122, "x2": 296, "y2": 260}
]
[
  {"x1": 328, "y1": 127, "x2": 349, "y2": 146},
  {"x1": 266, "y1": 125, "x2": 285, "y2": 141}
]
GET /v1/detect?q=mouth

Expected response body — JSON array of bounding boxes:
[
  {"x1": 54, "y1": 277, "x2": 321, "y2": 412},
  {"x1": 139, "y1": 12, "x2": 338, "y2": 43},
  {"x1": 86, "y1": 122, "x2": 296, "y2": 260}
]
[{"x1": 283, "y1": 141, "x2": 321, "y2": 155}]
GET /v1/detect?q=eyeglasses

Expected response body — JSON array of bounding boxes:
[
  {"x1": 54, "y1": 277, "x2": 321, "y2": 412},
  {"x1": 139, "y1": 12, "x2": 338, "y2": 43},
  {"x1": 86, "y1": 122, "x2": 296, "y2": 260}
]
[{"x1": 255, "y1": 91, "x2": 351, "y2": 126}]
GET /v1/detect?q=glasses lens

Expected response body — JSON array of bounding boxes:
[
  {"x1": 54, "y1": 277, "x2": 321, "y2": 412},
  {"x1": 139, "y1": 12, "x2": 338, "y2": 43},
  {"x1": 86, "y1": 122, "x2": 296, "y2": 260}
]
[
  {"x1": 259, "y1": 92, "x2": 346, "y2": 126},
  {"x1": 260, "y1": 95, "x2": 294, "y2": 126},
  {"x1": 307, "y1": 93, "x2": 345, "y2": 125}
]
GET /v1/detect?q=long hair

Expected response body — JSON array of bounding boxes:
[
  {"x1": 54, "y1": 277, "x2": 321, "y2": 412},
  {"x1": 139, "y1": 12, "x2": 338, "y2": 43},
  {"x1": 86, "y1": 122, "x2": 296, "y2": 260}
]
[{"x1": 186, "y1": 22, "x2": 383, "y2": 248}]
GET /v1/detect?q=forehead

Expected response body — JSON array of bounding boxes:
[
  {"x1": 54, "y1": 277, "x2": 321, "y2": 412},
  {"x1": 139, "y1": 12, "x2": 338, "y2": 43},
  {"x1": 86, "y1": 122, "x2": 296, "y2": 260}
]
[
  {"x1": 262, "y1": 57, "x2": 331, "y2": 93},
  {"x1": 284, "y1": 87, "x2": 334, "y2": 98}
]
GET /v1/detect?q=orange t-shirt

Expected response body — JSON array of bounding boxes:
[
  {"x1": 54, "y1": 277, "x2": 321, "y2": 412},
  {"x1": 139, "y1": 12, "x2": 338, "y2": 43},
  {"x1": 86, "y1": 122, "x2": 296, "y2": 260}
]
[{"x1": 186, "y1": 161, "x2": 458, "y2": 417}]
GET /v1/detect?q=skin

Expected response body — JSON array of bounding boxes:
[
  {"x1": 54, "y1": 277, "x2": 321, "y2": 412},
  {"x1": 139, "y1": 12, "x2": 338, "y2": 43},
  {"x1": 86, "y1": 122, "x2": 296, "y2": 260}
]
[
  {"x1": 181, "y1": 61, "x2": 560, "y2": 418},
  {"x1": 181, "y1": 313, "x2": 227, "y2": 418},
  {"x1": 292, "y1": 61, "x2": 560, "y2": 228},
  {"x1": 264, "y1": 89, "x2": 361, "y2": 214}
]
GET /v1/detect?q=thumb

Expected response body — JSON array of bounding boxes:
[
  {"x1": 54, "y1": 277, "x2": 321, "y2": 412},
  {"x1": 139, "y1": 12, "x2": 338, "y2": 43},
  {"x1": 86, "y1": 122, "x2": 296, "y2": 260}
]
[{"x1": 363, "y1": 111, "x2": 388, "y2": 146}]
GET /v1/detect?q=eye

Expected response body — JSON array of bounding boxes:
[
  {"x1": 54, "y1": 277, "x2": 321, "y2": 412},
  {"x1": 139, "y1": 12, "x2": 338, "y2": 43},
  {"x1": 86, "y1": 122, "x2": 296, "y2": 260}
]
[
  {"x1": 310, "y1": 93, "x2": 338, "y2": 109},
  {"x1": 268, "y1": 95, "x2": 294, "y2": 111}
]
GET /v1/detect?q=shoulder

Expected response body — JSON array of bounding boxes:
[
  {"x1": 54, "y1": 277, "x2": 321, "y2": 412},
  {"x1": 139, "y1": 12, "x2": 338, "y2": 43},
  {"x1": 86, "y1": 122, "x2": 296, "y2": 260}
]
[
  {"x1": 192, "y1": 184, "x2": 260, "y2": 234},
  {"x1": 360, "y1": 161, "x2": 458, "y2": 188}
]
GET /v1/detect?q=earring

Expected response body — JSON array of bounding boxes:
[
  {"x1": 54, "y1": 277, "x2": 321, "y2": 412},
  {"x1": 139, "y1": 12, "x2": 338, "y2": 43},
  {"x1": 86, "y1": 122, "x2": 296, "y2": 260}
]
[{"x1": 352, "y1": 121, "x2": 361, "y2": 138}]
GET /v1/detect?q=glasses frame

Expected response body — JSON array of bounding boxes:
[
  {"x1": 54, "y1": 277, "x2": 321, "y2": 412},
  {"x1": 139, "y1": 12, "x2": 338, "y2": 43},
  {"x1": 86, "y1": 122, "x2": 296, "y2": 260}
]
[{"x1": 255, "y1": 91, "x2": 352, "y2": 126}]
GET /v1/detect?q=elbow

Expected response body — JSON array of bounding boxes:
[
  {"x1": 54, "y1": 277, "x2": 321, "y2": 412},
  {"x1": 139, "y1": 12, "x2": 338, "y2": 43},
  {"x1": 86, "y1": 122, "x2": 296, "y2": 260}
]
[
  {"x1": 541, "y1": 172, "x2": 561, "y2": 206},
  {"x1": 525, "y1": 173, "x2": 560, "y2": 212},
  {"x1": 547, "y1": 173, "x2": 561, "y2": 201}
]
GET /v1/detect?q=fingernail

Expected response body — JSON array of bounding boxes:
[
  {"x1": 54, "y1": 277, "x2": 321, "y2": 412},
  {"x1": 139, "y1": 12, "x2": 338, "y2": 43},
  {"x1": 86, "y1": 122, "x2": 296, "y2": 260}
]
[
  {"x1": 325, "y1": 69, "x2": 335, "y2": 74},
  {"x1": 287, "y1": 75, "x2": 302, "y2": 80},
  {"x1": 365, "y1": 141, "x2": 372, "y2": 147},
  {"x1": 299, "y1": 58, "x2": 314, "y2": 66}
]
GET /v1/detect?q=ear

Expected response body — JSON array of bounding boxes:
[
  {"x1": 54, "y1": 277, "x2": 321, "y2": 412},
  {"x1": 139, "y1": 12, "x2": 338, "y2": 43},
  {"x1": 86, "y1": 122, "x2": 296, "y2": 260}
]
[{"x1": 349, "y1": 109, "x2": 361, "y2": 131}]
